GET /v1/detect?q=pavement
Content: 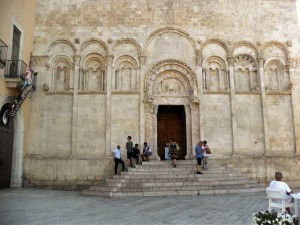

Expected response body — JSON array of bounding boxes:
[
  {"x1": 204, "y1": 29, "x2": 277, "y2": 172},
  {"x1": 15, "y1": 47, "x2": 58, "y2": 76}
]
[{"x1": 0, "y1": 188, "x2": 271, "y2": 225}]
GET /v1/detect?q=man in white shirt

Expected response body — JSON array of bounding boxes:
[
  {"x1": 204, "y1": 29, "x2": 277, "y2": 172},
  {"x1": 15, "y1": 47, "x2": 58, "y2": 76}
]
[
  {"x1": 269, "y1": 172, "x2": 293, "y2": 214},
  {"x1": 112, "y1": 145, "x2": 125, "y2": 175}
]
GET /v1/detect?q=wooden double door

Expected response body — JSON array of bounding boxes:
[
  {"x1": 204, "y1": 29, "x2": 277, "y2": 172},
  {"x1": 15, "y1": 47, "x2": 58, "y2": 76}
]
[{"x1": 157, "y1": 105, "x2": 186, "y2": 160}]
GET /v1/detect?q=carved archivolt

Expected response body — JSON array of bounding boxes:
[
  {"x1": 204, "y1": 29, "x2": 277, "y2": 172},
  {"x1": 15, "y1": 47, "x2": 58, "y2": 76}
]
[
  {"x1": 47, "y1": 39, "x2": 77, "y2": 56},
  {"x1": 230, "y1": 41, "x2": 258, "y2": 58},
  {"x1": 80, "y1": 38, "x2": 108, "y2": 56},
  {"x1": 145, "y1": 27, "x2": 197, "y2": 59},
  {"x1": 114, "y1": 55, "x2": 139, "y2": 90},
  {"x1": 265, "y1": 59, "x2": 290, "y2": 91},
  {"x1": 200, "y1": 39, "x2": 229, "y2": 60},
  {"x1": 234, "y1": 54, "x2": 259, "y2": 91},
  {"x1": 80, "y1": 53, "x2": 106, "y2": 91},
  {"x1": 202, "y1": 56, "x2": 229, "y2": 91},
  {"x1": 49, "y1": 55, "x2": 72, "y2": 91},
  {"x1": 144, "y1": 59, "x2": 198, "y2": 102},
  {"x1": 112, "y1": 38, "x2": 142, "y2": 55},
  {"x1": 262, "y1": 41, "x2": 289, "y2": 65}
]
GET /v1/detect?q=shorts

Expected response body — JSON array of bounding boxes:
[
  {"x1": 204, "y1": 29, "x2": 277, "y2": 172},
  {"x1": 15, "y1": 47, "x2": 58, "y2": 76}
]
[
  {"x1": 197, "y1": 157, "x2": 202, "y2": 165},
  {"x1": 127, "y1": 152, "x2": 133, "y2": 159}
]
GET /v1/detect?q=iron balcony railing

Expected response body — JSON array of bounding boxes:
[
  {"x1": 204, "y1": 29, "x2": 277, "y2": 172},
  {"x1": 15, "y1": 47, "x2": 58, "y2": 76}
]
[
  {"x1": 0, "y1": 39, "x2": 8, "y2": 69},
  {"x1": 4, "y1": 60, "x2": 37, "y2": 89}
]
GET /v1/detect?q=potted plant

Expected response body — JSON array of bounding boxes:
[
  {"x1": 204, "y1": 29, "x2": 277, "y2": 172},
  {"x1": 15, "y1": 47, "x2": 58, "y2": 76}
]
[{"x1": 253, "y1": 210, "x2": 299, "y2": 225}]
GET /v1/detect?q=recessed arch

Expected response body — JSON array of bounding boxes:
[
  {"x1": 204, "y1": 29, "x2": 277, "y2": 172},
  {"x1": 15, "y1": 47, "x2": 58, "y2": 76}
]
[
  {"x1": 144, "y1": 59, "x2": 198, "y2": 102},
  {"x1": 80, "y1": 38, "x2": 109, "y2": 55},
  {"x1": 230, "y1": 41, "x2": 259, "y2": 58},
  {"x1": 112, "y1": 38, "x2": 142, "y2": 55},
  {"x1": 47, "y1": 38, "x2": 77, "y2": 54},
  {"x1": 144, "y1": 27, "x2": 197, "y2": 59}
]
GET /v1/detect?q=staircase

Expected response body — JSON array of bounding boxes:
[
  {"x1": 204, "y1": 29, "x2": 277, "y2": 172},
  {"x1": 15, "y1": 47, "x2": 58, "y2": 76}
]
[{"x1": 82, "y1": 159, "x2": 265, "y2": 197}]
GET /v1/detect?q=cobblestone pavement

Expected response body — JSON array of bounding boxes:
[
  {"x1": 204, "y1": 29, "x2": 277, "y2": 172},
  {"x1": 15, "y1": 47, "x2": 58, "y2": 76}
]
[{"x1": 0, "y1": 188, "x2": 269, "y2": 225}]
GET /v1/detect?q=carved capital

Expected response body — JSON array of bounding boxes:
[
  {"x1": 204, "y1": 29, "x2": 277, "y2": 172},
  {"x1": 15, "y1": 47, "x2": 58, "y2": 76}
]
[
  {"x1": 138, "y1": 55, "x2": 147, "y2": 65},
  {"x1": 227, "y1": 57, "x2": 234, "y2": 66},
  {"x1": 106, "y1": 55, "x2": 114, "y2": 66},
  {"x1": 74, "y1": 55, "x2": 81, "y2": 66}
]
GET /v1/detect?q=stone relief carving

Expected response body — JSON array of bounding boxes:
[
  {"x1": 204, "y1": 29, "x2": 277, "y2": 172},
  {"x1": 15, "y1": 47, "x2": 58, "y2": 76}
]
[
  {"x1": 145, "y1": 60, "x2": 198, "y2": 102},
  {"x1": 156, "y1": 78, "x2": 185, "y2": 96}
]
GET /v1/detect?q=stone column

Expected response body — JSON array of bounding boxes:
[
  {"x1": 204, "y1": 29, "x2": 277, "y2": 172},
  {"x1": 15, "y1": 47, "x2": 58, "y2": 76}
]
[
  {"x1": 289, "y1": 59, "x2": 300, "y2": 155},
  {"x1": 139, "y1": 55, "x2": 146, "y2": 145},
  {"x1": 71, "y1": 55, "x2": 80, "y2": 155},
  {"x1": 228, "y1": 57, "x2": 238, "y2": 156},
  {"x1": 105, "y1": 55, "x2": 113, "y2": 155},
  {"x1": 152, "y1": 104, "x2": 159, "y2": 160},
  {"x1": 258, "y1": 57, "x2": 270, "y2": 156}
]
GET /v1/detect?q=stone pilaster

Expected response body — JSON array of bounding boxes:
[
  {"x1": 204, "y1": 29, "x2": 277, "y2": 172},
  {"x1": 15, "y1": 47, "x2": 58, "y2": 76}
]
[
  {"x1": 152, "y1": 104, "x2": 159, "y2": 160},
  {"x1": 228, "y1": 57, "x2": 237, "y2": 156},
  {"x1": 139, "y1": 55, "x2": 146, "y2": 146},
  {"x1": 105, "y1": 55, "x2": 113, "y2": 155},
  {"x1": 71, "y1": 55, "x2": 81, "y2": 155},
  {"x1": 289, "y1": 58, "x2": 300, "y2": 155},
  {"x1": 258, "y1": 57, "x2": 270, "y2": 156}
]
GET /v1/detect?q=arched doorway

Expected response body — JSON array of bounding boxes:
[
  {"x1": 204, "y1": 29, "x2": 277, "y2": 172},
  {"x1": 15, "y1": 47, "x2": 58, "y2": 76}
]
[
  {"x1": 157, "y1": 105, "x2": 186, "y2": 160},
  {"x1": 0, "y1": 103, "x2": 14, "y2": 188}
]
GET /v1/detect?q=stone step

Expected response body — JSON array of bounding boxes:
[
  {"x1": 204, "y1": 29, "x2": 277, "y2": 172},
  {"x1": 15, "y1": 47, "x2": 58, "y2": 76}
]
[
  {"x1": 114, "y1": 174, "x2": 246, "y2": 180},
  {"x1": 82, "y1": 159, "x2": 265, "y2": 197},
  {"x1": 105, "y1": 177, "x2": 254, "y2": 184},
  {"x1": 91, "y1": 181, "x2": 264, "y2": 191},
  {"x1": 83, "y1": 186, "x2": 265, "y2": 197},
  {"x1": 105, "y1": 179, "x2": 261, "y2": 188}
]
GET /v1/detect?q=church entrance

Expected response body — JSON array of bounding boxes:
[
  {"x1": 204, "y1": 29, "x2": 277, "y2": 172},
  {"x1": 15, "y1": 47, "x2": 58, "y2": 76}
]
[{"x1": 157, "y1": 105, "x2": 186, "y2": 160}]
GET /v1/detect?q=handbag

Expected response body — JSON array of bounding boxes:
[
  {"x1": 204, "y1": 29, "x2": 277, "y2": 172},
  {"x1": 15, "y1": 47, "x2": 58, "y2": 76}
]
[{"x1": 206, "y1": 147, "x2": 211, "y2": 154}]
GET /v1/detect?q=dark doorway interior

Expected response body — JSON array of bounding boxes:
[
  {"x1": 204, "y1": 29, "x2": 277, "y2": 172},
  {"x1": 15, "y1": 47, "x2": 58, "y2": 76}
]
[
  {"x1": 0, "y1": 104, "x2": 14, "y2": 188},
  {"x1": 157, "y1": 105, "x2": 186, "y2": 160}
]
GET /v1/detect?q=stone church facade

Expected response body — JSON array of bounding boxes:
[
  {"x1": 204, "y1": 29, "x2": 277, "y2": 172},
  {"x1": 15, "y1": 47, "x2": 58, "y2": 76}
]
[{"x1": 22, "y1": 0, "x2": 300, "y2": 189}]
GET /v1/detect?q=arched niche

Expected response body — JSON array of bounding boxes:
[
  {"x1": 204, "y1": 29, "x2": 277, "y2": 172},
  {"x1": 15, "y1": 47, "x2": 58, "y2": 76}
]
[{"x1": 144, "y1": 27, "x2": 197, "y2": 63}]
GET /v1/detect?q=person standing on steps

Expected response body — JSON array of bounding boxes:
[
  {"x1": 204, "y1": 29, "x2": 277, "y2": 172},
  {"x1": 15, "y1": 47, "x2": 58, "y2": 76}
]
[
  {"x1": 126, "y1": 136, "x2": 134, "y2": 168},
  {"x1": 168, "y1": 138, "x2": 179, "y2": 168},
  {"x1": 195, "y1": 141, "x2": 203, "y2": 174},
  {"x1": 112, "y1": 145, "x2": 125, "y2": 175}
]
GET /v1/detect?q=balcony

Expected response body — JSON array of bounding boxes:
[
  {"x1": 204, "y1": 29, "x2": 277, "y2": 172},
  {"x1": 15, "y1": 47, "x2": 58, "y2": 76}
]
[
  {"x1": 4, "y1": 60, "x2": 37, "y2": 89},
  {"x1": 0, "y1": 39, "x2": 8, "y2": 69}
]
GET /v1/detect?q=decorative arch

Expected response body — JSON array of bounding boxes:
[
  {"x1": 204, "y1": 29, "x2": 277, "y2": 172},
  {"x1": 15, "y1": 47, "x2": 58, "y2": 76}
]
[
  {"x1": 80, "y1": 53, "x2": 106, "y2": 91},
  {"x1": 200, "y1": 39, "x2": 229, "y2": 59},
  {"x1": 114, "y1": 55, "x2": 139, "y2": 90},
  {"x1": 80, "y1": 38, "x2": 109, "y2": 54},
  {"x1": 48, "y1": 55, "x2": 73, "y2": 91},
  {"x1": 262, "y1": 41, "x2": 289, "y2": 64},
  {"x1": 202, "y1": 56, "x2": 229, "y2": 91},
  {"x1": 47, "y1": 38, "x2": 77, "y2": 54},
  {"x1": 112, "y1": 38, "x2": 142, "y2": 55},
  {"x1": 144, "y1": 27, "x2": 197, "y2": 60},
  {"x1": 234, "y1": 54, "x2": 259, "y2": 91},
  {"x1": 230, "y1": 41, "x2": 259, "y2": 58},
  {"x1": 144, "y1": 59, "x2": 199, "y2": 102},
  {"x1": 264, "y1": 59, "x2": 290, "y2": 91}
]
